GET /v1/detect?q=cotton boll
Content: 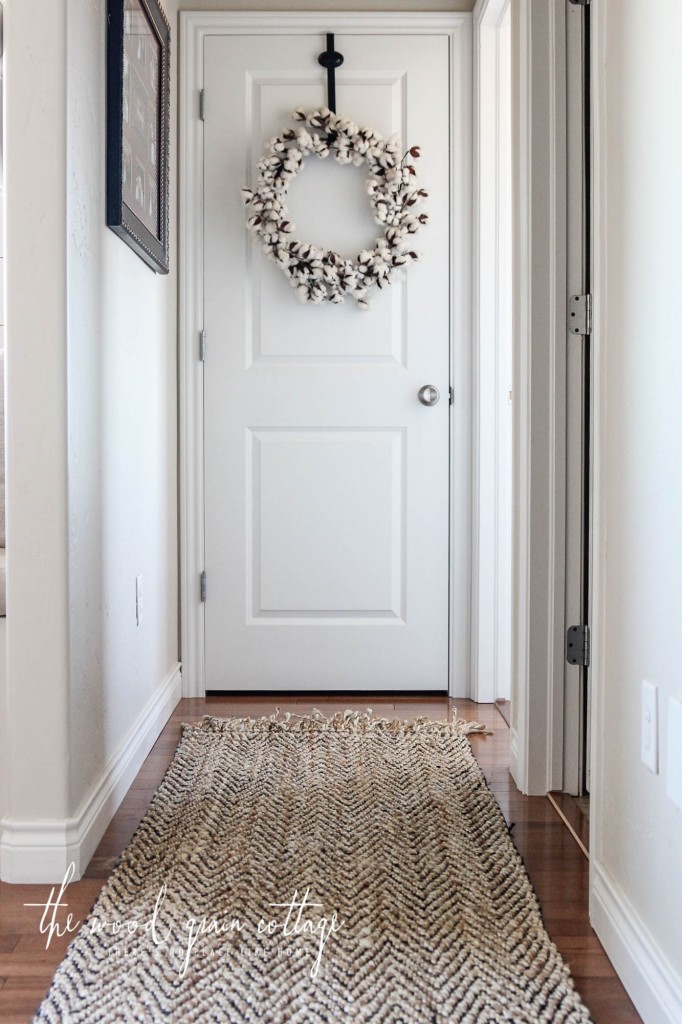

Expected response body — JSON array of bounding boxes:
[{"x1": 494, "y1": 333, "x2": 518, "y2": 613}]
[
  {"x1": 311, "y1": 136, "x2": 330, "y2": 158},
  {"x1": 296, "y1": 129, "x2": 313, "y2": 151}
]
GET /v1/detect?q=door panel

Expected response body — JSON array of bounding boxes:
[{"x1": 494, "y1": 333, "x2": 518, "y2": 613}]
[
  {"x1": 249, "y1": 429, "x2": 405, "y2": 621},
  {"x1": 203, "y1": 32, "x2": 453, "y2": 690}
]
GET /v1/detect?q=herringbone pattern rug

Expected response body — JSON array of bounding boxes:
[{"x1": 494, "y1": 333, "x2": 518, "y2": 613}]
[{"x1": 34, "y1": 711, "x2": 593, "y2": 1022}]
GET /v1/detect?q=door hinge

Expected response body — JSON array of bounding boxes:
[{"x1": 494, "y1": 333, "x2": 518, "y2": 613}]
[
  {"x1": 199, "y1": 89, "x2": 206, "y2": 121},
  {"x1": 199, "y1": 330, "x2": 206, "y2": 362},
  {"x1": 568, "y1": 294, "x2": 592, "y2": 336},
  {"x1": 566, "y1": 624, "x2": 590, "y2": 667},
  {"x1": 449, "y1": 386, "x2": 454, "y2": 406},
  {"x1": 200, "y1": 571, "x2": 207, "y2": 603}
]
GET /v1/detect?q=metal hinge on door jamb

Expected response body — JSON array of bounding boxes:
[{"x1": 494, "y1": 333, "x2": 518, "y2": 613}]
[
  {"x1": 566, "y1": 624, "x2": 590, "y2": 667},
  {"x1": 199, "y1": 89, "x2": 206, "y2": 121},
  {"x1": 199, "y1": 330, "x2": 206, "y2": 362},
  {"x1": 568, "y1": 294, "x2": 592, "y2": 336},
  {"x1": 200, "y1": 571, "x2": 207, "y2": 603}
]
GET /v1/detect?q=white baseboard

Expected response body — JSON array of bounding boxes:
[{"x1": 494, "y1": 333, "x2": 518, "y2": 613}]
[
  {"x1": 0, "y1": 662, "x2": 182, "y2": 883},
  {"x1": 591, "y1": 859, "x2": 682, "y2": 1024}
]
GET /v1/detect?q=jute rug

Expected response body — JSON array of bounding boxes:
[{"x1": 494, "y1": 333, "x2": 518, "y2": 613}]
[{"x1": 35, "y1": 711, "x2": 593, "y2": 1023}]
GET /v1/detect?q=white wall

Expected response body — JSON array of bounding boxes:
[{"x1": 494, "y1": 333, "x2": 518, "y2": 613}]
[
  {"x1": 66, "y1": 0, "x2": 178, "y2": 813},
  {"x1": 590, "y1": 2, "x2": 682, "y2": 1020},
  {"x1": 1, "y1": 0, "x2": 180, "y2": 882},
  {"x1": 2, "y1": 0, "x2": 72, "y2": 851},
  {"x1": 0, "y1": 2, "x2": 7, "y2": 832}
]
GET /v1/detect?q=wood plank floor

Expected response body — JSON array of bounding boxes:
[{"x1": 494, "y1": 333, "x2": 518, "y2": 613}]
[{"x1": 0, "y1": 697, "x2": 641, "y2": 1023}]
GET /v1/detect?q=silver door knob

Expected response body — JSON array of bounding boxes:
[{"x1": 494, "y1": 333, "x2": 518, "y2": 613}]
[{"x1": 418, "y1": 385, "x2": 440, "y2": 407}]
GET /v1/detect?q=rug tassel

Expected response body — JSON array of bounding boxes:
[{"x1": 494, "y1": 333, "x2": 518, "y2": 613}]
[{"x1": 190, "y1": 708, "x2": 492, "y2": 737}]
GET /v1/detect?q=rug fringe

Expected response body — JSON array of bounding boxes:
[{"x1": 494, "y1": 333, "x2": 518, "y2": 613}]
[{"x1": 183, "y1": 707, "x2": 491, "y2": 737}]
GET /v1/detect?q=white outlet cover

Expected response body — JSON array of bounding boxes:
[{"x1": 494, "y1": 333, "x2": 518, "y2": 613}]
[
  {"x1": 667, "y1": 697, "x2": 682, "y2": 812},
  {"x1": 641, "y1": 679, "x2": 658, "y2": 774}
]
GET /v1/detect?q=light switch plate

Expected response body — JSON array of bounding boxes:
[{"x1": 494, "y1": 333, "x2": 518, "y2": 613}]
[
  {"x1": 135, "y1": 574, "x2": 143, "y2": 627},
  {"x1": 641, "y1": 680, "x2": 658, "y2": 774},
  {"x1": 666, "y1": 697, "x2": 682, "y2": 812}
]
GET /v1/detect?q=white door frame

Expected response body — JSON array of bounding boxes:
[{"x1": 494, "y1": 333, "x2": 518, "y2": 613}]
[
  {"x1": 178, "y1": 11, "x2": 473, "y2": 699},
  {"x1": 471, "y1": 0, "x2": 513, "y2": 704}
]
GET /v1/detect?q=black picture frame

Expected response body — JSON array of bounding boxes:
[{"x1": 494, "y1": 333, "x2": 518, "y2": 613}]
[{"x1": 106, "y1": 0, "x2": 170, "y2": 274}]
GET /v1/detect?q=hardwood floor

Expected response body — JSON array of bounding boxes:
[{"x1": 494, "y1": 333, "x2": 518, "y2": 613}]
[
  {"x1": 548, "y1": 791, "x2": 591, "y2": 858},
  {"x1": 0, "y1": 697, "x2": 642, "y2": 1023}
]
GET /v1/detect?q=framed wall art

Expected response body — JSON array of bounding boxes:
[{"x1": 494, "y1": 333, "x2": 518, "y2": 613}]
[{"x1": 106, "y1": 0, "x2": 170, "y2": 273}]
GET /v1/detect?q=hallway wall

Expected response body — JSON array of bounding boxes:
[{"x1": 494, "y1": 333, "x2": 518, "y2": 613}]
[
  {"x1": 591, "y1": 1, "x2": 682, "y2": 1020},
  {"x1": 65, "y1": 1, "x2": 180, "y2": 812},
  {"x1": 2, "y1": 0, "x2": 72, "y2": 866},
  {"x1": 0, "y1": 0, "x2": 180, "y2": 882}
]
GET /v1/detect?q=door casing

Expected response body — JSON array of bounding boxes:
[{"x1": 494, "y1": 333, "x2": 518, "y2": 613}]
[
  {"x1": 178, "y1": 11, "x2": 473, "y2": 698},
  {"x1": 471, "y1": 0, "x2": 513, "y2": 705}
]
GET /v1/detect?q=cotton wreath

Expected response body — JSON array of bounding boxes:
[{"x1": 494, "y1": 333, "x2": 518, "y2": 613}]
[{"x1": 241, "y1": 108, "x2": 428, "y2": 309}]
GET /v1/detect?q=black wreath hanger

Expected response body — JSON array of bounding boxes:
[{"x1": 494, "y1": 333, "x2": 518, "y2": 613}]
[{"x1": 318, "y1": 34, "x2": 344, "y2": 113}]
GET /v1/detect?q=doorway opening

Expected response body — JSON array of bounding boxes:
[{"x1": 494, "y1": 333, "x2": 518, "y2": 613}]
[{"x1": 179, "y1": 13, "x2": 473, "y2": 699}]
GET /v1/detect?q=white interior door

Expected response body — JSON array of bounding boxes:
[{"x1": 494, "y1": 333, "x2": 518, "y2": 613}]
[
  {"x1": 203, "y1": 30, "x2": 454, "y2": 691},
  {"x1": 563, "y1": 0, "x2": 592, "y2": 794}
]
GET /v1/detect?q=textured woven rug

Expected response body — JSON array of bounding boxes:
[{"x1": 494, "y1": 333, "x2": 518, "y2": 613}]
[{"x1": 35, "y1": 711, "x2": 593, "y2": 1023}]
